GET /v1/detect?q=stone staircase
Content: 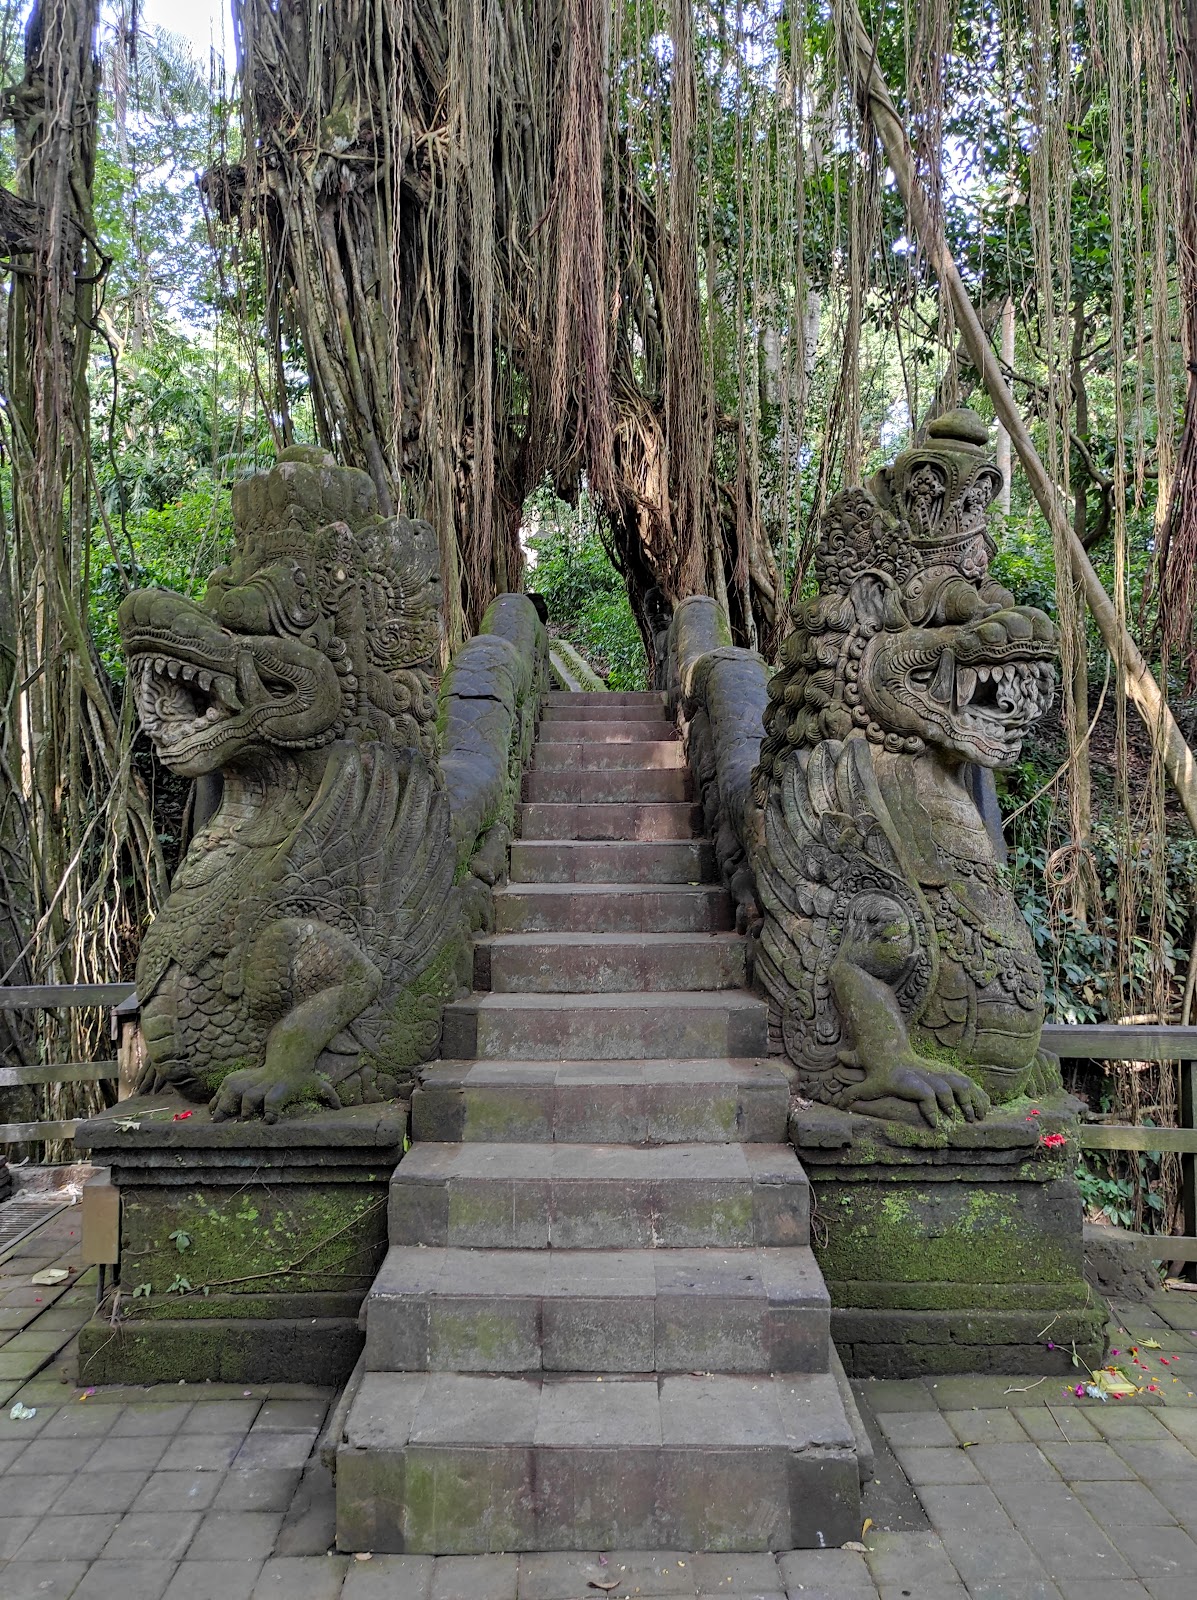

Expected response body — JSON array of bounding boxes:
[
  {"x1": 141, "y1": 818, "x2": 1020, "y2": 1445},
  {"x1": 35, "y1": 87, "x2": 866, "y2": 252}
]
[{"x1": 334, "y1": 690, "x2": 861, "y2": 1553}]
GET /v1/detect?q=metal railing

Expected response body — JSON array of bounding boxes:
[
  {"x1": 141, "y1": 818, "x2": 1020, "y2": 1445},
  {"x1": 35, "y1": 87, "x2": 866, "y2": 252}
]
[
  {"x1": 1042, "y1": 1023, "x2": 1197, "y2": 1264},
  {"x1": 0, "y1": 985, "x2": 135, "y2": 1145}
]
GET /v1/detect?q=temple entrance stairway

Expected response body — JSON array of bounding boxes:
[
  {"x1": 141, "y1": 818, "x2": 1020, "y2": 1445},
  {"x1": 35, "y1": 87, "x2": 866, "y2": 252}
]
[{"x1": 333, "y1": 690, "x2": 862, "y2": 1554}]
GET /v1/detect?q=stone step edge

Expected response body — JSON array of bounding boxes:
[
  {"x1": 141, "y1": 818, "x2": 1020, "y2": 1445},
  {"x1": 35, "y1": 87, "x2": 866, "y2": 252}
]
[
  {"x1": 419, "y1": 1054, "x2": 780, "y2": 1077},
  {"x1": 361, "y1": 1245, "x2": 831, "y2": 1376},
  {"x1": 443, "y1": 989, "x2": 768, "y2": 1011}
]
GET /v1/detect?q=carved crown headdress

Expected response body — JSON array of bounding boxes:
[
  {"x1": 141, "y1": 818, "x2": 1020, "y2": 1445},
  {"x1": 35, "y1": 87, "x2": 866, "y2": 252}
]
[{"x1": 814, "y1": 408, "x2": 1003, "y2": 595}]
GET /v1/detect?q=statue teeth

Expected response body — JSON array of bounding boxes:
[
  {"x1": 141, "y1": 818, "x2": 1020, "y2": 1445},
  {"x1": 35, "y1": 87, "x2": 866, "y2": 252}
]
[
  {"x1": 977, "y1": 666, "x2": 990, "y2": 682},
  {"x1": 956, "y1": 666, "x2": 977, "y2": 705},
  {"x1": 930, "y1": 650, "x2": 955, "y2": 704}
]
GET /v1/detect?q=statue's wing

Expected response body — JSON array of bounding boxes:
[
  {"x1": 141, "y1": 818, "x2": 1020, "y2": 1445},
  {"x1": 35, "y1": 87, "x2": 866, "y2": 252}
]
[
  {"x1": 755, "y1": 736, "x2": 935, "y2": 1087},
  {"x1": 286, "y1": 742, "x2": 457, "y2": 975},
  {"x1": 282, "y1": 743, "x2": 461, "y2": 1064}
]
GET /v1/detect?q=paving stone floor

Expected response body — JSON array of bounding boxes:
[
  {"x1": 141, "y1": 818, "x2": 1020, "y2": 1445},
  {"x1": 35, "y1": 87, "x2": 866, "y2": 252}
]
[{"x1": 4, "y1": 1199, "x2": 1197, "y2": 1598}]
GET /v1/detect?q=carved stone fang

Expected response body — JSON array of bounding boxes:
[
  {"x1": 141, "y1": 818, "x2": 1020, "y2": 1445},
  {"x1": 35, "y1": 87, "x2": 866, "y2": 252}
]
[
  {"x1": 929, "y1": 650, "x2": 954, "y2": 704},
  {"x1": 955, "y1": 665, "x2": 977, "y2": 707}
]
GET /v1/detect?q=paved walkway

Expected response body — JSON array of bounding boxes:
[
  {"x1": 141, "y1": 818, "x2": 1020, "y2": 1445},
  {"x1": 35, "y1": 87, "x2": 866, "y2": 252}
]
[{"x1": 3, "y1": 1200, "x2": 1197, "y2": 1598}]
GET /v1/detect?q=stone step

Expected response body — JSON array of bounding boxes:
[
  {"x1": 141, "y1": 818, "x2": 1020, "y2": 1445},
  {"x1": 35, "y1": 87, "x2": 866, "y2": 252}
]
[
  {"x1": 389, "y1": 1141, "x2": 808, "y2": 1251},
  {"x1": 335, "y1": 1370, "x2": 860, "y2": 1553},
  {"x1": 494, "y1": 883, "x2": 733, "y2": 934},
  {"x1": 413, "y1": 1057, "x2": 787, "y2": 1144},
  {"x1": 523, "y1": 767, "x2": 692, "y2": 803},
  {"x1": 537, "y1": 720, "x2": 682, "y2": 744},
  {"x1": 533, "y1": 740, "x2": 687, "y2": 771},
  {"x1": 474, "y1": 931, "x2": 748, "y2": 994},
  {"x1": 518, "y1": 801, "x2": 700, "y2": 841},
  {"x1": 440, "y1": 990, "x2": 768, "y2": 1062},
  {"x1": 541, "y1": 704, "x2": 669, "y2": 723},
  {"x1": 546, "y1": 691, "x2": 665, "y2": 708},
  {"x1": 363, "y1": 1245, "x2": 829, "y2": 1375},
  {"x1": 510, "y1": 839, "x2": 715, "y2": 884}
]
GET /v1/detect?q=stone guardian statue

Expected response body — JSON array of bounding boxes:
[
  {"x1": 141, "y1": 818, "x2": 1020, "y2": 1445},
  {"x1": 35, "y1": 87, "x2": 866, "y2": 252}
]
[
  {"x1": 753, "y1": 410, "x2": 1060, "y2": 1127},
  {"x1": 121, "y1": 447, "x2": 467, "y2": 1122}
]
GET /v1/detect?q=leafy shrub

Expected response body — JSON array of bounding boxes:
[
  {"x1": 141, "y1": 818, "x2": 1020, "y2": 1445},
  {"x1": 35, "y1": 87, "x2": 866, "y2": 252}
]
[{"x1": 525, "y1": 487, "x2": 647, "y2": 691}]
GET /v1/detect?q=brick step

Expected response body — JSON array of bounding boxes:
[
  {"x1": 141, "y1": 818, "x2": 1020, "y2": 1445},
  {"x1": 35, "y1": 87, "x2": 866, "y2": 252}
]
[
  {"x1": 413, "y1": 1057, "x2": 787, "y2": 1144},
  {"x1": 510, "y1": 839, "x2": 714, "y2": 884},
  {"x1": 388, "y1": 1141, "x2": 808, "y2": 1250},
  {"x1": 533, "y1": 740, "x2": 687, "y2": 771},
  {"x1": 541, "y1": 704, "x2": 669, "y2": 723},
  {"x1": 362, "y1": 1245, "x2": 829, "y2": 1375},
  {"x1": 537, "y1": 720, "x2": 682, "y2": 743},
  {"x1": 523, "y1": 767, "x2": 692, "y2": 803},
  {"x1": 335, "y1": 1370, "x2": 860, "y2": 1553},
  {"x1": 440, "y1": 990, "x2": 767, "y2": 1061},
  {"x1": 474, "y1": 931, "x2": 748, "y2": 994},
  {"x1": 518, "y1": 801, "x2": 700, "y2": 841},
  {"x1": 546, "y1": 691, "x2": 665, "y2": 708},
  {"x1": 494, "y1": 882, "x2": 733, "y2": 934}
]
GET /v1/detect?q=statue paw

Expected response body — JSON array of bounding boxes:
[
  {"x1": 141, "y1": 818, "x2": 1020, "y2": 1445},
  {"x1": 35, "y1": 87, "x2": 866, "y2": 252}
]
[
  {"x1": 833, "y1": 1055, "x2": 991, "y2": 1127},
  {"x1": 1026, "y1": 1047, "x2": 1064, "y2": 1099},
  {"x1": 210, "y1": 1065, "x2": 342, "y2": 1124}
]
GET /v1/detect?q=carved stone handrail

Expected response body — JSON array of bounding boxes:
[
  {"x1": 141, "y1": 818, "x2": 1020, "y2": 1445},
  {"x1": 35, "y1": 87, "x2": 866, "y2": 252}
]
[{"x1": 665, "y1": 595, "x2": 769, "y2": 933}]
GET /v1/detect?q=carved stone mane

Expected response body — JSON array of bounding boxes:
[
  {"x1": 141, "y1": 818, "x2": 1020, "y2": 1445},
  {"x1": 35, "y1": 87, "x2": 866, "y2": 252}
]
[{"x1": 753, "y1": 411, "x2": 1060, "y2": 1128}]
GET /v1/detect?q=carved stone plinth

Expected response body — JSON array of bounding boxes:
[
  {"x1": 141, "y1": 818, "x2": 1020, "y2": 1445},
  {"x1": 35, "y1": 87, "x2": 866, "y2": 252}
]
[
  {"x1": 74, "y1": 1095, "x2": 402, "y2": 1385},
  {"x1": 791, "y1": 1099, "x2": 1106, "y2": 1377}
]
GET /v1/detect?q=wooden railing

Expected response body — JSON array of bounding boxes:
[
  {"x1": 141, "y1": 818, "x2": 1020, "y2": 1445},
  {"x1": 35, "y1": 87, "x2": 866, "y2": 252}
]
[
  {"x1": 0, "y1": 985, "x2": 135, "y2": 1146},
  {"x1": 1042, "y1": 1023, "x2": 1197, "y2": 1264}
]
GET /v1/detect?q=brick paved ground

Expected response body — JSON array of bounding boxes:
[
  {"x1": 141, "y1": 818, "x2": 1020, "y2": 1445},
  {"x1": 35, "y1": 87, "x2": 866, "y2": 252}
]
[{"x1": 3, "y1": 1199, "x2": 1197, "y2": 1598}]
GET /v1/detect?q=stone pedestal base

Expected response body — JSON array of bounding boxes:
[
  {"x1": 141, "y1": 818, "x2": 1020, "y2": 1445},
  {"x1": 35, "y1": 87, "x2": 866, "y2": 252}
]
[
  {"x1": 73, "y1": 1096, "x2": 403, "y2": 1386},
  {"x1": 791, "y1": 1099, "x2": 1107, "y2": 1378}
]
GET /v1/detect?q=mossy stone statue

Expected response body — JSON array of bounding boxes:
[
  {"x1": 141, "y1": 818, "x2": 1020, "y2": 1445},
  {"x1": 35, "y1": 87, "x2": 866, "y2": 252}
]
[
  {"x1": 121, "y1": 449, "x2": 467, "y2": 1122},
  {"x1": 754, "y1": 410, "x2": 1060, "y2": 1127}
]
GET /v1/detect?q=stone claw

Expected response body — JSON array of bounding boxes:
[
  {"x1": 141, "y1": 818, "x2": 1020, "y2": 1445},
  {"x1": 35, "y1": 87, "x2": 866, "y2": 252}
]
[
  {"x1": 833, "y1": 1056, "x2": 990, "y2": 1128},
  {"x1": 210, "y1": 1066, "x2": 342, "y2": 1124}
]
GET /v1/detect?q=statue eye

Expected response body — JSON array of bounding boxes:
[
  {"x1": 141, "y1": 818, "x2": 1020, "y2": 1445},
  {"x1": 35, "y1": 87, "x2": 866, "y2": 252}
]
[{"x1": 909, "y1": 666, "x2": 933, "y2": 684}]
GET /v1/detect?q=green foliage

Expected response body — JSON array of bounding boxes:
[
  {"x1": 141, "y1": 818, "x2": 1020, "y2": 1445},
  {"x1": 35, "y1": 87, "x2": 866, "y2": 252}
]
[
  {"x1": 526, "y1": 488, "x2": 648, "y2": 691},
  {"x1": 89, "y1": 487, "x2": 233, "y2": 680},
  {"x1": 1078, "y1": 1151, "x2": 1166, "y2": 1230},
  {"x1": 1006, "y1": 818, "x2": 1197, "y2": 1024}
]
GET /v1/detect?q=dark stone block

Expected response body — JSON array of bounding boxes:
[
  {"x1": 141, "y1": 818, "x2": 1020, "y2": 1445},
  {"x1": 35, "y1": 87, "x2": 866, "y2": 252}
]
[
  {"x1": 74, "y1": 1098, "x2": 400, "y2": 1384},
  {"x1": 792, "y1": 1102, "x2": 1104, "y2": 1378},
  {"x1": 78, "y1": 1316, "x2": 363, "y2": 1386}
]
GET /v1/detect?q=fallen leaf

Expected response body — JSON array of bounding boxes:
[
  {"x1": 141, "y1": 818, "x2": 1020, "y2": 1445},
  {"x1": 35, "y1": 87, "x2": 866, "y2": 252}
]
[
  {"x1": 842, "y1": 1541, "x2": 871, "y2": 1553},
  {"x1": 1143, "y1": 1339, "x2": 1163, "y2": 1349},
  {"x1": 862, "y1": 1517, "x2": 874, "y2": 1538},
  {"x1": 354, "y1": 1553, "x2": 373, "y2": 1562},
  {"x1": 30, "y1": 1269, "x2": 69, "y2": 1286},
  {"x1": 589, "y1": 1581, "x2": 619, "y2": 1590}
]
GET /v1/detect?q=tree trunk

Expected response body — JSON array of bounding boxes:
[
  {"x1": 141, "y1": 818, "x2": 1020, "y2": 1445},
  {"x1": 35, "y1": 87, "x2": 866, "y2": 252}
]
[
  {"x1": 840, "y1": 0, "x2": 1197, "y2": 837},
  {"x1": 226, "y1": 0, "x2": 779, "y2": 657},
  {"x1": 2, "y1": 0, "x2": 166, "y2": 1068}
]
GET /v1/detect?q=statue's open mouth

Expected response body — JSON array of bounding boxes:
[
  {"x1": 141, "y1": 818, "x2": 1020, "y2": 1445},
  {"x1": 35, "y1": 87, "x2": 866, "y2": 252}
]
[
  {"x1": 133, "y1": 654, "x2": 242, "y2": 753},
  {"x1": 933, "y1": 653, "x2": 1056, "y2": 730}
]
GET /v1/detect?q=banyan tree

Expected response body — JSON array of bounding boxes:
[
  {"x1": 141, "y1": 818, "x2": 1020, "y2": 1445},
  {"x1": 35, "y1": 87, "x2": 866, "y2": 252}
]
[{"x1": 2, "y1": 0, "x2": 1197, "y2": 1193}]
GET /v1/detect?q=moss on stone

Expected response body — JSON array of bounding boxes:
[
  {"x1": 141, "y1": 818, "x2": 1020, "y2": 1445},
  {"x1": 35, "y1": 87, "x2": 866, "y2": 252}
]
[
  {"x1": 814, "y1": 1179, "x2": 1079, "y2": 1289},
  {"x1": 121, "y1": 1182, "x2": 387, "y2": 1307}
]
